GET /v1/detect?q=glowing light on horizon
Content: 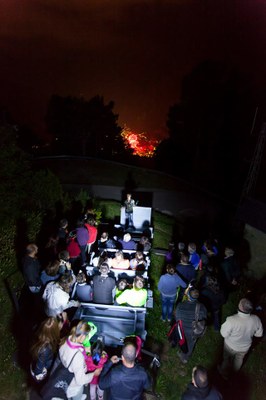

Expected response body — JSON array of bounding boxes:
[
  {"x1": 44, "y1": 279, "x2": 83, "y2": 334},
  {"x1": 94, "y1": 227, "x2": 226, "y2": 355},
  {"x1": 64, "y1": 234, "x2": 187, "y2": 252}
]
[{"x1": 121, "y1": 125, "x2": 160, "y2": 157}]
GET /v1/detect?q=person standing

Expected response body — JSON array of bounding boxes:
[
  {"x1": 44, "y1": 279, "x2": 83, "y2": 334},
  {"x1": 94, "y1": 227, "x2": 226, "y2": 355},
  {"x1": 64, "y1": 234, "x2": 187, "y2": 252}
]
[
  {"x1": 59, "y1": 321, "x2": 100, "y2": 400},
  {"x1": 158, "y1": 264, "x2": 186, "y2": 322},
  {"x1": 175, "y1": 289, "x2": 207, "y2": 364},
  {"x1": 218, "y1": 298, "x2": 263, "y2": 379},
  {"x1": 22, "y1": 243, "x2": 42, "y2": 293},
  {"x1": 124, "y1": 193, "x2": 136, "y2": 229},
  {"x1": 76, "y1": 218, "x2": 89, "y2": 266},
  {"x1": 30, "y1": 317, "x2": 61, "y2": 382},
  {"x1": 99, "y1": 343, "x2": 151, "y2": 400},
  {"x1": 181, "y1": 365, "x2": 223, "y2": 400}
]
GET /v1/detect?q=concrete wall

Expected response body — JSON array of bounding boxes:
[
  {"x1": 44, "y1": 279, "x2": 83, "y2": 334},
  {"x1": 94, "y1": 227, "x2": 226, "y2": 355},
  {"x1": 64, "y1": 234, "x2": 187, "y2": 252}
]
[{"x1": 244, "y1": 224, "x2": 266, "y2": 280}]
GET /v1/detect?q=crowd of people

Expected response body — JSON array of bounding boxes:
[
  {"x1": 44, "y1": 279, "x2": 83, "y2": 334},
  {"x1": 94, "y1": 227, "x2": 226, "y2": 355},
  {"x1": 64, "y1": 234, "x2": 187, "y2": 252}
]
[
  {"x1": 159, "y1": 239, "x2": 264, "y2": 399},
  {"x1": 20, "y1": 210, "x2": 154, "y2": 400},
  {"x1": 19, "y1": 208, "x2": 264, "y2": 400}
]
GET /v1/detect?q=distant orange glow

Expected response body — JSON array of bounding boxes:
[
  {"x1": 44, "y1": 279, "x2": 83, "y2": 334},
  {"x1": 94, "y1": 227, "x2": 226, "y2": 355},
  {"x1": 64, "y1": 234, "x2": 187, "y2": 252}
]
[{"x1": 121, "y1": 126, "x2": 160, "y2": 157}]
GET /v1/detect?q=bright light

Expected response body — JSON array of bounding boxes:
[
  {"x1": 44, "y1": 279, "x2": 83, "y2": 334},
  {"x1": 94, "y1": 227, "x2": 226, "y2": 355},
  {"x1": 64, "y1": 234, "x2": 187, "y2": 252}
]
[{"x1": 121, "y1": 125, "x2": 160, "y2": 157}]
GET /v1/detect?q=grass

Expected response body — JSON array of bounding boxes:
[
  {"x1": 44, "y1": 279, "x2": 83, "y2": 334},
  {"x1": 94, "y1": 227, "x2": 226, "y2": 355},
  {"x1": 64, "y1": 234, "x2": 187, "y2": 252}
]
[{"x1": 0, "y1": 204, "x2": 265, "y2": 399}]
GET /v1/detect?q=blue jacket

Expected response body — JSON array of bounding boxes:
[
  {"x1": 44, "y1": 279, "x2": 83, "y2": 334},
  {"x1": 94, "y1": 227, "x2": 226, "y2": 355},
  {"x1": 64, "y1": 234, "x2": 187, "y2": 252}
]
[{"x1": 158, "y1": 273, "x2": 186, "y2": 296}]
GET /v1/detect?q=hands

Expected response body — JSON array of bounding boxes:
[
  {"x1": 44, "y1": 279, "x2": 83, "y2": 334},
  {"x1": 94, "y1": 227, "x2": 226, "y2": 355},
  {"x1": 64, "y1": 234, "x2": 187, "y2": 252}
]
[
  {"x1": 110, "y1": 355, "x2": 121, "y2": 364},
  {"x1": 93, "y1": 368, "x2": 103, "y2": 377}
]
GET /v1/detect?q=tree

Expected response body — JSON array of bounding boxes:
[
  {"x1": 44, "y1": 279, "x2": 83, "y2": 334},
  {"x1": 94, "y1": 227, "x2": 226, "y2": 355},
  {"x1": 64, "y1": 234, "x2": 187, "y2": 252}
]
[
  {"x1": 156, "y1": 60, "x2": 254, "y2": 199},
  {"x1": 46, "y1": 94, "x2": 125, "y2": 159}
]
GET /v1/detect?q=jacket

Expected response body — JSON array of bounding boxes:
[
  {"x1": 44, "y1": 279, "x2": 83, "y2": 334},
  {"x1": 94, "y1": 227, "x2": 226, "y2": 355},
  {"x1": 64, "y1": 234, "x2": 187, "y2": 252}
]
[
  {"x1": 42, "y1": 281, "x2": 79, "y2": 317},
  {"x1": 59, "y1": 339, "x2": 94, "y2": 398},
  {"x1": 99, "y1": 360, "x2": 151, "y2": 400},
  {"x1": 181, "y1": 382, "x2": 223, "y2": 400},
  {"x1": 220, "y1": 310, "x2": 263, "y2": 352}
]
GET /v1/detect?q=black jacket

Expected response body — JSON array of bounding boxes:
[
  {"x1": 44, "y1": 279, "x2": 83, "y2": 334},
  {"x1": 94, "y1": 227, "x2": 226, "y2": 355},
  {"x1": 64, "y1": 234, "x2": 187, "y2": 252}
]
[
  {"x1": 99, "y1": 360, "x2": 151, "y2": 400},
  {"x1": 182, "y1": 382, "x2": 223, "y2": 400}
]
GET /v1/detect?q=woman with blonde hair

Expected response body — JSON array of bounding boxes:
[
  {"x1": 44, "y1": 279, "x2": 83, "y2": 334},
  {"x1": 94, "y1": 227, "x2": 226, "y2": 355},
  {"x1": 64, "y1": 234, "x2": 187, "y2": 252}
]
[
  {"x1": 59, "y1": 321, "x2": 100, "y2": 400},
  {"x1": 30, "y1": 317, "x2": 60, "y2": 382},
  {"x1": 110, "y1": 250, "x2": 130, "y2": 270}
]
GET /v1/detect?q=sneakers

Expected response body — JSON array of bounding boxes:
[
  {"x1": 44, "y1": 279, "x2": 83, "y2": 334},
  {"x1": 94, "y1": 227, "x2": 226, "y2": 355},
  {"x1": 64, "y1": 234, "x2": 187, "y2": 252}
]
[
  {"x1": 160, "y1": 316, "x2": 166, "y2": 322},
  {"x1": 81, "y1": 395, "x2": 87, "y2": 400}
]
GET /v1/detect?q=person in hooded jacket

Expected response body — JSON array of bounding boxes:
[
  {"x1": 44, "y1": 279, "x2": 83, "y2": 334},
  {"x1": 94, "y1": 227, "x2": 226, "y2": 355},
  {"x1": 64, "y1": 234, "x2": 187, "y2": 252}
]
[{"x1": 181, "y1": 365, "x2": 223, "y2": 400}]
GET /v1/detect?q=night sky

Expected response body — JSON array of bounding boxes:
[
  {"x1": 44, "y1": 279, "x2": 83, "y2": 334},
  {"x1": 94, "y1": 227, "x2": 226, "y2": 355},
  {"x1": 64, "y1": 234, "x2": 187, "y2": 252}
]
[{"x1": 1, "y1": 0, "x2": 266, "y2": 140}]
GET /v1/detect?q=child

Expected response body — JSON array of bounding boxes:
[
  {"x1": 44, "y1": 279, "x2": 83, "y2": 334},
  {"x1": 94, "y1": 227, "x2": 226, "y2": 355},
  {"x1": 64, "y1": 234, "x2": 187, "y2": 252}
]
[{"x1": 85, "y1": 338, "x2": 108, "y2": 400}]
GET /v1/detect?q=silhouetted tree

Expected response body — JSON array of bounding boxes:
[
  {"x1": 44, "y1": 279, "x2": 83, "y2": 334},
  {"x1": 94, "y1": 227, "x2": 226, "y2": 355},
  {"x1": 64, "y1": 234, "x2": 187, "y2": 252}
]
[
  {"x1": 46, "y1": 94, "x2": 126, "y2": 159},
  {"x1": 156, "y1": 60, "x2": 255, "y2": 200}
]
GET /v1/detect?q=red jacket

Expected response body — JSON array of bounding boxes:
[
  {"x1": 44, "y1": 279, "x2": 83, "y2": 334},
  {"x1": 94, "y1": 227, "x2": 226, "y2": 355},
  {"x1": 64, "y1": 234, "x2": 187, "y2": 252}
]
[{"x1": 84, "y1": 224, "x2": 98, "y2": 244}]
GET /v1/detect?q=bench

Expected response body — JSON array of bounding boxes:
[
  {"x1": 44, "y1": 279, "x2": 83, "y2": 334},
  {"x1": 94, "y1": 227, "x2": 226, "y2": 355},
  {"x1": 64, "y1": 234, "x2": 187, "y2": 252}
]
[{"x1": 74, "y1": 303, "x2": 147, "y2": 346}]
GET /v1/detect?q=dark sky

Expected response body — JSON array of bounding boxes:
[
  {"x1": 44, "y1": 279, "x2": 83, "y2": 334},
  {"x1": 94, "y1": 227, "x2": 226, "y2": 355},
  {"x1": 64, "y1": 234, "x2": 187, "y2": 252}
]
[{"x1": 1, "y1": 0, "x2": 266, "y2": 140}]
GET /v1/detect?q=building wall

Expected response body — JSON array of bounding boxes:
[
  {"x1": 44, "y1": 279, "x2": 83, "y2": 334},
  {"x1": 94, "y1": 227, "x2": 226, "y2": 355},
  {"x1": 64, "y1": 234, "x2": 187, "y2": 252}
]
[{"x1": 244, "y1": 224, "x2": 266, "y2": 280}]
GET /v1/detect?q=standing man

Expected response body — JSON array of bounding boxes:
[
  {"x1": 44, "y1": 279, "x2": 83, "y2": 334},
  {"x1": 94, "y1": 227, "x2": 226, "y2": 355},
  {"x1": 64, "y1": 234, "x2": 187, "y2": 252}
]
[
  {"x1": 99, "y1": 343, "x2": 151, "y2": 400},
  {"x1": 22, "y1": 243, "x2": 42, "y2": 293},
  {"x1": 182, "y1": 365, "x2": 223, "y2": 400},
  {"x1": 124, "y1": 193, "x2": 136, "y2": 229},
  {"x1": 218, "y1": 298, "x2": 263, "y2": 379},
  {"x1": 175, "y1": 289, "x2": 207, "y2": 364}
]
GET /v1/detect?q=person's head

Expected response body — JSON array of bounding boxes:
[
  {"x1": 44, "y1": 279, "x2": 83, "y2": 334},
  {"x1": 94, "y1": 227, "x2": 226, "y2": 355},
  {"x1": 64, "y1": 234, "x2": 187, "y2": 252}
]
[
  {"x1": 87, "y1": 217, "x2": 95, "y2": 226},
  {"x1": 187, "y1": 288, "x2": 199, "y2": 302},
  {"x1": 99, "y1": 262, "x2": 110, "y2": 276},
  {"x1": 123, "y1": 233, "x2": 131, "y2": 243},
  {"x1": 76, "y1": 270, "x2": 87, "y2": 284},
  {"x1": 225, "y1": 247, "x2": 234, "y2": 257},
  {"x1": 117, "y1": 279, "x2": 128, "y2": 291},
  {"x1": 134, "y1": 276, "x2": 145, "y2": 290},
  {"x1": 91, "y1": 338, "x2": 104, "y2": 365},
  {"x1": 115, "y1": 250, "x2": 124, "y2": 260},
  {"x1": 135, "y1": 251, "x2": 144, "y2": 261},
  {"x1": 45, "y1": 260, "x2": 60, "y2": 276},
  {"x1": 178, "y1": 242, "x2": 185, "y2": 252},
  {"x1": 31, "y1": 317, "x2": 60, "y2": 359},
  {"x1": 122, "y1": 343, "x2": 136, "y2": 367},
  {"x1": 26, "y1": 243, "x2": 38, "y2": 257},
  {"x1": 180, "y1": 252, "x2": 189, "y2": 264},
  {"x1": 192, "y1": 366, "x2": 209, "y2": 388},
  {"x1": 69, "y1": 321, "x2": 91, "y2": 344},
  {"x1": 59, "y1": 218, "x2": 68, "y2": 229},
  {"x1": 188, "y1": 243, "x2": 197, "y2": 254},
  {"x1": 100, "y1": 232, "x2": 108, "y2": 242},
  {"x1": 140, "y1": 236, "x2": 149, "y2": 244},
  {"x1": 59, "y1": 250, "x2": 70, "y2": 262},
  {"x1": 166, "y1": 264, "x2": 175, "y2": 275},
  {"x1": 58, "y1": 273, "x2": 73, "y2": 293},
  {"x1": 76, "y1": 218, "x2": 85, "y2": 228},
  {"x1": 238, "y1": 298, "x2": 253, "y2": 314},
  {"x1": 126, "y1": 193, "x2": 132, "y2": 201}
]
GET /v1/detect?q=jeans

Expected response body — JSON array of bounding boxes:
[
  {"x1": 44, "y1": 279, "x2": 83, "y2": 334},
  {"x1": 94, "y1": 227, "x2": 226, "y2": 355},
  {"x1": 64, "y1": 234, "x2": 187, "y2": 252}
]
[
  {"x1": 161, "y1": 294, "x2": 176, "y2": 320},
  {"x1": 90, "y1": 383, "x2": 104, "y2": 400},
  {"x1": 125, "y1": 212, "x2": 134, "y2": 228},
  {"x1": 79, "y1": 245, "x2": 87, "y2": 265}
]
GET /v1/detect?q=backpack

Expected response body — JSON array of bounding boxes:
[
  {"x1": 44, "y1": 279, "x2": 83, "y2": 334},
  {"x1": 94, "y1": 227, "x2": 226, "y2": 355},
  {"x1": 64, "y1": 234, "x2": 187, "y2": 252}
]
[
  {"x1": 191, "y1": 303, "x2": 206, "y2": 339},
  {"x1": 167, "y1": 320, "x2": 188, "y2": 353},
  {"x1": 40, "y1": 351, "x2": 79, "y2": 400}
]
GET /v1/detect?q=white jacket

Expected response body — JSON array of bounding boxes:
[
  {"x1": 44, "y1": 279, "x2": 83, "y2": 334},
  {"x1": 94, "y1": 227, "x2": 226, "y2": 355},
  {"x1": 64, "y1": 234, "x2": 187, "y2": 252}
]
[
  {"x1": 42, "y1": 282, "x2": 79, "y2": 317},
  {"x1": 220, "y1": 310, "x2": 263, "y2": 352},
  {"x1": 59, "y1": 339, "x2": 94, "y2": 398}
]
